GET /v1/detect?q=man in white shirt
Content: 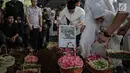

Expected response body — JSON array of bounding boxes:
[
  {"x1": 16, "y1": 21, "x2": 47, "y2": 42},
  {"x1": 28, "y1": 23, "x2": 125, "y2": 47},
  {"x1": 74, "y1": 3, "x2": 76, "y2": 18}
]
[
  {"x1": 58, "y1": 0, "x2": 85, "y2": 47},
  {"x1": 26, "y1": 0, "x2": 42, "y2": 50}
]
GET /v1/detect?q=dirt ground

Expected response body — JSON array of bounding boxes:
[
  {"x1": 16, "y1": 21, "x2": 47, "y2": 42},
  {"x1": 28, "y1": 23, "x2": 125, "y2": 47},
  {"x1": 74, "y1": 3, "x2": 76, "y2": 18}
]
[{"x1": 36, "y1": 48, "x2": 92, "y2": 73}]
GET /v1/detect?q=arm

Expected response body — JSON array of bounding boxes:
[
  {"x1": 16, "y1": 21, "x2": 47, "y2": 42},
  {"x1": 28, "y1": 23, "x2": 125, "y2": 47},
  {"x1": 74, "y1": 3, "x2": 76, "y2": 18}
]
[
  {"x1": 126, "y1": 17, "x2": 130, "y2": 27},
  {"x1": 39, "y1": 15, "x2": 42, "y2": 32},
  {"x1": 79, "y1": 14, "x2": 85, "y2": 25},
  {"x1": 21, "y1": 2, "x2": 24, "y2": 20},
  {"x1": 79, "y1": 21, "x2": 84, "y2": 25},
  {"x1": 78, "y1": 7, "x2": 86, "y2": 25},
  {"x1": 26, "y1": 7, "x2": 32, "y2": 30},
  {"x1": 107, "y1": 11, "x2": 129, "y2": 35},
  {"x1": 11, "y1": 33, "x2": 19, "y2": 42},
  {"x1": 58, "y1": 11, "x2": 64, "y2": 24},
  {"x1": 39, "y1": 9, "x2": 43, "y2": 32},
  {"x1": 57, "y1": 8, "x2": 69, "y2": 25},
  {"x1": 105, "y1": 0, "x2": 115, "y2": 12},
  {"x1": 13, "y1": 33, "x2": 19, "y2": 38},
  {"x1": 12, "y1": 25, "x2": 19, "y2": 41},
  {"x1": 98, "y1": 11, "x2": 129, "y2": 43},
  {"x1": 79, "y1": 15, "x2": 86, "y2": 32},
  {"x1": 26, "y1": 15, "x2": 32, "y2": 29},
  {"x1": 39, "y1": 9, "x2": 42, "y2": 27},
  {"x1": 39, "y1": 15, "x2": 42, "y2": 27}
]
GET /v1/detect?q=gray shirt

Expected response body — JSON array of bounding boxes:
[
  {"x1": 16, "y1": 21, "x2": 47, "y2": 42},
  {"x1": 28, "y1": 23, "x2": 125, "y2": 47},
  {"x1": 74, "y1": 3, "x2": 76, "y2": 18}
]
[{"x1": 26, "y1": 6, "x2": 42, "y2": 28}]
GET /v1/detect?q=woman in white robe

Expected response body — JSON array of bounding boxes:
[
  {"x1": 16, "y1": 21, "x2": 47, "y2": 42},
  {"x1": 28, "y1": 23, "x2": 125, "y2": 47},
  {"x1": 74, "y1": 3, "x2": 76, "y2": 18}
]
[
  {"x1": 96, "y1": 0, "x2": 115, "y2": 13},
  {"x1": 91, "y1": 3, "x2": 123, "y2": 67},
  {"x1": 80, "y1": 1, "x2": 115, "y2": 58},
  {"x1": 80, "y1": 0, "x2": 97, "y2": 58},
  {"x1": 91, "y1": 3, "x2": 115, "y2": 39},
  {"x1": 49, "y1": 10, "x2": 57, "y2": 36}
]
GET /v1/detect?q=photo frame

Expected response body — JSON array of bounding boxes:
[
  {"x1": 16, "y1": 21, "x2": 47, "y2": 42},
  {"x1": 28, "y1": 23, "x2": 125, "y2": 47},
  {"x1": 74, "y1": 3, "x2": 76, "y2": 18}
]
[{"x1": 58, "y1": 25, "x2": 76, "y2": 48}]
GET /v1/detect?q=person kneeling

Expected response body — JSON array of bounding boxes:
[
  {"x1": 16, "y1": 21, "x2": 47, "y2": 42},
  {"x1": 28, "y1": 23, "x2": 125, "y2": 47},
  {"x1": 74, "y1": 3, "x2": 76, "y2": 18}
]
[{"x1": 1, "y1": 15, "x2": 23, "y2": 47}]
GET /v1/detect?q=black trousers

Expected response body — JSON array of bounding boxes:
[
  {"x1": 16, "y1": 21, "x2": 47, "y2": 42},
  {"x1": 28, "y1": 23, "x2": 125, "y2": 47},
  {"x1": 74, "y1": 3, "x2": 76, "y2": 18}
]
[
  {"x1": 30, "y1": 28, "x2": 42, "y2": 50},
  {"x1": 6, "y1": 37, "x2": 23, "y2": 45},
  {"x1": 23, "y1": 25, "x2": 30, "y2": 48},
  {"x1": 76, "y1": 34, "x2": 81, "y2": 47},
  {"x1": 0, "y1": 30, "x2": 23, "y2": 46},
  {"x1": 0, "y1": 30, "x2": 6, "y2": 45}
]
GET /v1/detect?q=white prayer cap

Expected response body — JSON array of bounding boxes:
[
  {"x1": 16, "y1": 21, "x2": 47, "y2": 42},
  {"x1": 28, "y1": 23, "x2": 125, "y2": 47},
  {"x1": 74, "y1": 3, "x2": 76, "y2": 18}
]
[
  {"x1": 44, "y1": 7, "x2": 47, "y2": 9},
  {"x1": 46, "y1": 7, "x2": 51, "y2": 11},
  {"x1": 91, "y1": 3, "x2": 105, "y2": 19},
  {"x1": 51, "y1": 10, "x2": 55, "y2": 14}
]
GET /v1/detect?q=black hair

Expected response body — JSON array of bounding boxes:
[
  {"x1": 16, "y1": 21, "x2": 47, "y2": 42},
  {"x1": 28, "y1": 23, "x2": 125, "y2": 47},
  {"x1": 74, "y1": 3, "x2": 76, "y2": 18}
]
[
  {"x1": 0, "y1": 0, "x2": 4, "y2": 7},
  {"x1": 7, "y1": 15, "x2": 14, "y2": 18},
  {"x1": 67, "y1": 0, "x2": 76, "y2": 10},
  {"x1": 75, "y1": 0, "x2": 80, "y2": 3},
  {"x1": 43, "y1": 9, "x2": 47, "y2": 12},
  {"x1": 7, "y1": 13, "x2": 13, "y2": 16},
  {"x1": 0, "y1": 0, "x2": 3, "y2": 3}
]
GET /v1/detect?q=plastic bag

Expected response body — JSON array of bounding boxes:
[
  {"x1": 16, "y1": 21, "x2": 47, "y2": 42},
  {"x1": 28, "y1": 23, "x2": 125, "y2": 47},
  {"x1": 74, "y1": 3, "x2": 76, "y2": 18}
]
[
  {"x1": 91, "y1": 41, "x2": 107, "y2": 58},
  {"x1": 122, "y1": 29, "x2": 130, "y2": 67},
  {"x1": 108, "y1": 35, "x2": 123, "y2": 50},
  {"x1": 108, "y1": 35, "x2": 123, "y2": 67},
  {"x1": 123, "y1": 29, "x2": 130, "y2": 52}
]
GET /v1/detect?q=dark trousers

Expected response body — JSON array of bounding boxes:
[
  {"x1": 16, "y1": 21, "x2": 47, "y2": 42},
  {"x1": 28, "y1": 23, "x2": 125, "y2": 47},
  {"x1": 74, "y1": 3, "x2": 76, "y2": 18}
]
[
  {"x1": 6, "y1": 37, "x2": 23, "y2": 45},
  {"x1": 46, "y1": 28, "x2": 50, "y2": 42},
  {"x1": 0, "y1": 30, "x2": 23, "y2": 46},
  {"x1": 76, "y1": 34, "x2": 81, "y2": 47},
  {"x1": 30, "y1": 28, "x2": 42, "y2": 50},
  {"x1": 23, "y1": 25, "x2": 30, "y2": 48},
  {"x1": 0, "y1": 30, "x2": 6, "y2": 46}
]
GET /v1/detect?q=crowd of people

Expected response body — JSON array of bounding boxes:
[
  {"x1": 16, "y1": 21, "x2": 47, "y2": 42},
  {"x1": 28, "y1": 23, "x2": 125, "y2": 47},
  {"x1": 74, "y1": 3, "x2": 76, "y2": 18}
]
[
  {"x1": 0, "y1": 0, "x2": 130, "y2": 70},
  {"x1": 54, "y1": 0, "x2": 130, "y2": 70},
  {"x1": 0, "y1": 0, "x2": 62, "y2": 51}
]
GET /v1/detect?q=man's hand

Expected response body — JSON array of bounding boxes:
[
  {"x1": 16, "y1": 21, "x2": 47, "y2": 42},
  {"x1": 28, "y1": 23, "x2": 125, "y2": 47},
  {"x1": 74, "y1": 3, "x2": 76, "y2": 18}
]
[
  {"x1": 39, "y1": 27, "x2": 42, "y2": 32},
  {"x1": 11, "y1": 36, "x2": 17, "y2": 42},
  {"x1": 127, "y1": 17, "x2": 130, "y2": 21},
  {"x1": 98, "y1": 32, "x2": 109, "y2": 43},
  {"x1": 29, "y1": 25, "x2": 33, "y2": 31},
  {"x1": 80, "y1": 25, "x2": 86, "y2": 32},
  {"x1": 117, "y1": 25, "x2": 129, "y2": 36},
  {"x1": 75, "y1": 24, "x2": 79, "y2": 30}
]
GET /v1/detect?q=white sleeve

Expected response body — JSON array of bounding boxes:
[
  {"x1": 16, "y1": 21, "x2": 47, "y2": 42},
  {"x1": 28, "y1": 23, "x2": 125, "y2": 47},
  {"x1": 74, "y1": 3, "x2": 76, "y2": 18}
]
[
  {"x1": 104, "y1": 0, "x2": 115, "y2": 12},
  {"x1": 39, "y1": 8, "x2": 42, "y2": 16},
  {"x1": 58, "y1": 10, "x2": 67, "y2": 25},
  {"x1": 84, "y1": 0, "x2": 91, "y2": 14},
  {"x1": 26, "y1": 7, "x2": 30, "y2": 15},
  {"x1": 59, "y1": 11, "x2": 64, "y2": 20}
]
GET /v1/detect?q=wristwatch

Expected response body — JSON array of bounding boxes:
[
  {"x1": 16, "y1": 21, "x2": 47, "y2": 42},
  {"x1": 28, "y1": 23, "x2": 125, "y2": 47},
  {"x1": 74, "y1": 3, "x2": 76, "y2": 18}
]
[{"x1": 103, "y1": 31, "x2": 111, "y2": 37}]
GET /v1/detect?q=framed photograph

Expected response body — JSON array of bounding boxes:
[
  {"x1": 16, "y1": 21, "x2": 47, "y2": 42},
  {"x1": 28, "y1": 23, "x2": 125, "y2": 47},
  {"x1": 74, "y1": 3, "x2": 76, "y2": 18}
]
[{"x1": 58, "y1": 25, "x2": 76, "y2": 48}]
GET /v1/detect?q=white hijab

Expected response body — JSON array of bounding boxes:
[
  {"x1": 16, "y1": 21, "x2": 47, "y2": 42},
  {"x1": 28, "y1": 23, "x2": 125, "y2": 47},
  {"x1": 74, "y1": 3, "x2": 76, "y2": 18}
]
[
  {"x1": 91, "y1": 3, "x2": 105, "y2": 19},
  {"x1": 49, "y1": 10, "x2": 56, "y2": 20},
  {"x1": 96, "y1": 0, "x2": 115, "y2": 12}
]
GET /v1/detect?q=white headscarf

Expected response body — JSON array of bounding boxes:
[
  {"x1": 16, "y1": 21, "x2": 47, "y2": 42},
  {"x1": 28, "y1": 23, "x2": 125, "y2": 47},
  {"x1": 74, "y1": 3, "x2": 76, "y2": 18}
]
[
  {"x1": 49, "y1": 10, "x2": 56, "y2": 20},
  {"x1": 46, "y1": 7, "x2": 51, "y2": 11},
  {"x1": 91, "y1": 3, "x2": 105, "y2": 19},
  {"x1": 51, "y1": 10, "x2": 55, "y2": 14}
]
